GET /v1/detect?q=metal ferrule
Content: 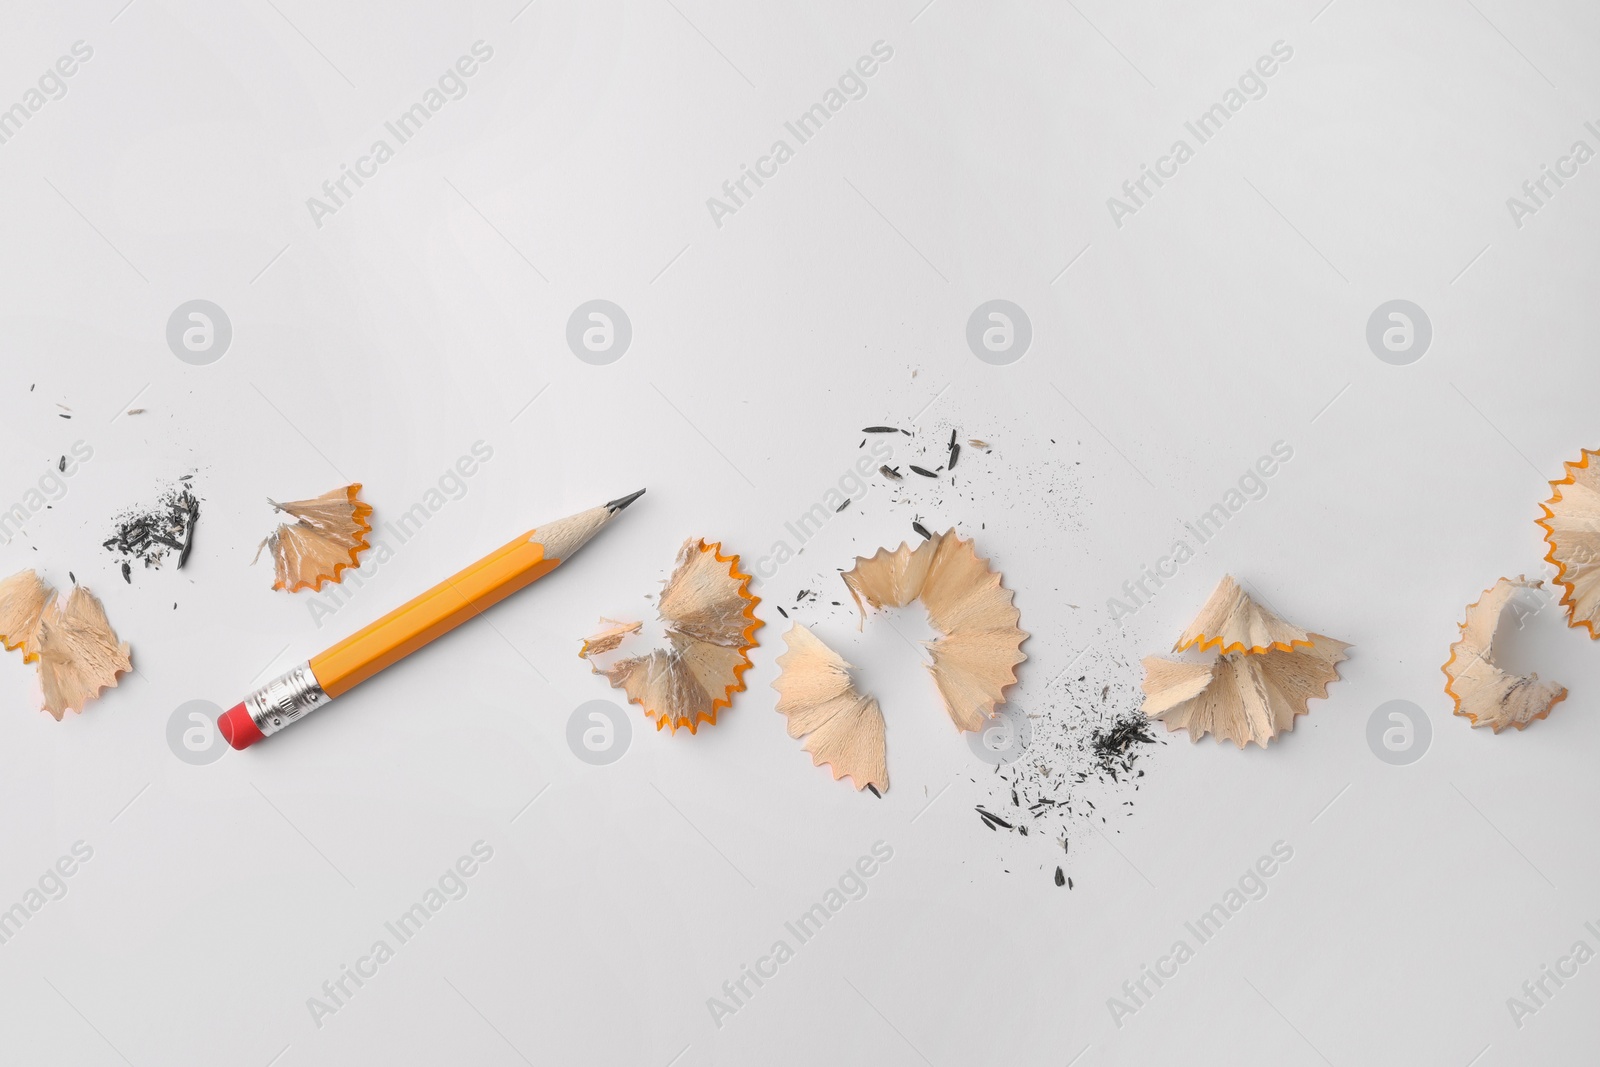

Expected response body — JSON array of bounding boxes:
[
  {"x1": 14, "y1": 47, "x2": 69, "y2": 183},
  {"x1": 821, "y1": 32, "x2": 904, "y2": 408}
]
[{"x1": 245, "y1": 661, "x2": 331, "y2": 737}]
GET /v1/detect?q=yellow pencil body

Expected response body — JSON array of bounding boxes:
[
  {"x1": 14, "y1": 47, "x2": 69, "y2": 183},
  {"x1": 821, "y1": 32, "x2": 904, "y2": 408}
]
[{"x1": 311, "y1": 531, "x2": 556, "y2": 697}]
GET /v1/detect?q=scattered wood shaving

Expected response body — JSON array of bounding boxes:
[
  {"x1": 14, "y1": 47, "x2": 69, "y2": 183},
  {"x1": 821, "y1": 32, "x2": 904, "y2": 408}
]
[
  {"x1": 254, "y1": 484, "x2": 373, "y2": 593},
  {"x1": 0, "y1": 569, "x2": 53, "y2": 663},
  {"x1": 1, "y1": 572, "x2": 131, "y2": 719},
  {"x1": 1442, "y1": 576, "x2": 1567, "y2": 732},
  {"x1": 1174, "y1": 575, "x2": 1313, "y2": 655},
  {"x1": 841, "y1": 530, "x2": 1027, "y2": 733},
  {"x1": 578, "y1": 618, "x2": 642, "y2": 658},
  {"x1": 1537, "y1": 448, "x2": 1600, "y2": 637},
  {"x1": 580, "y1": 538, "x2": 762, "y2": 734},
  {"x1": 772, "y1": 623, "x2": 887, "y2": 792},
  {"x1": 1142, "y1": 637, "x2": 1349, "y2": 747},
  {"x1": 37, "y1": 586, "x2": 132, "y2": 719},
  {"x1": 1142, "y1": 575, "x2": 1348, "y2": 747}
]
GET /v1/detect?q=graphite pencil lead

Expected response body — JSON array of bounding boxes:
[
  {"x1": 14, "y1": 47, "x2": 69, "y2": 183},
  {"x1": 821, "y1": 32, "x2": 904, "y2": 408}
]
[{"x1": 606, "y1": 488, "x2": 647, "y2": 512}]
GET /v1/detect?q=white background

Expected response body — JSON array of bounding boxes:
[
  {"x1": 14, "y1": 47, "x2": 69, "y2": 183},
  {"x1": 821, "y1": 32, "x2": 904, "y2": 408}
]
[{"x1": 2, "y1": 1, "x2": 1598, "y2": 1064}]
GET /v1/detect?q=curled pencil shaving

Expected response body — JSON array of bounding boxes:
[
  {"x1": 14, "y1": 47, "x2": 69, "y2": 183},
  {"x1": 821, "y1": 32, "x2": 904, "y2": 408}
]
[
  {"x1": 0, "y1": 571, "x2": 131, "y2": 719},
  {"x1": 841, "y1": 531, "x2": 1027, "y2": 733},
  {"x1": 1443, "y1": 577, "x2": 1567, "y2": 732},
  {"x1": 580, "y1": 538, "x2": 761, "y2": 734},
  {"x1": 1536, "y1": 448, "x2": 1600, "y2": 638},
  {"x1": 772, "y1": 624, "x2": 887, "y2": 793},
  {"x1": 1142, "y1": 575, "x2": 1348, "y2": 747},
  {"x1": 254, "y1": 484, "x2": 373, "y2": 593}
]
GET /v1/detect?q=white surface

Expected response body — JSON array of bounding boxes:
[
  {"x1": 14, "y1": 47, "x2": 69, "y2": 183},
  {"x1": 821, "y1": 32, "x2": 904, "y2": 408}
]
[{"x1": 1, "y1": 2, "x2": 1598, "y2": 1064}]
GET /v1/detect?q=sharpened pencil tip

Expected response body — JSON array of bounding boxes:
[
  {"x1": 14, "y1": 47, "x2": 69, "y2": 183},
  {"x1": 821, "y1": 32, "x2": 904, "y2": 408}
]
[{"x1": 606, "y1": 488, "x2": 646, "y2": 512}]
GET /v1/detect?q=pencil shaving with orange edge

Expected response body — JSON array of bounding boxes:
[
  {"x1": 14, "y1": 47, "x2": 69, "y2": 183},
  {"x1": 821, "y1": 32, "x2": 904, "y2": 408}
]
[
  {"x1": 1172, "y1": 575, "x2": 1315, "y2": 655},
  {"x1": 0, "y1": 569, "x2": 53, "y2": 664},
  {"x1": 580, "y1": 538, "x2": 761, "y2": 734},
  {"x1": 1442, "y1": 576, "x2": 1567, "y2": 732},
  {"x1": 255, "y1": 483, "x2": 373, "y2": 593},
  {"x1": 1142, "y1": 575, "x2": 1348, "y2": 748},
  {"x1": 0, "y1": 570, "x2": 132, "y2": 719},
  {"x1": 1536, "y1": 447, "x2": 1600, "y2": 638}
]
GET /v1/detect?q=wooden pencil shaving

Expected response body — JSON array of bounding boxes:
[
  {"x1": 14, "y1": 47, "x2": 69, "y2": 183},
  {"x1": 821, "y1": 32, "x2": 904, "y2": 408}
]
[
  {"x1": 772, "y1": 624, "x2": 888, "y2": 793},
  {"x1": 578, "y1": 618, "x2": 642, "y2": 658},
  {"x1": 842, "y1": 538, "x2": 939, "y2": 618},
  {"x1": 1443, "y1": 577, "x2": 1567, "y2": 732},
  {"x1": 0, "y1": 571, "x2": 131, "y2": 719},
  {"x1": 1537, "y1": 448, "x2": 1600, "y2": 637},
  {"x1": 254, "y1": 484, "x2": 373, "y2": 592},
  {"x1": 1174, "y1": 574, "x2": 1313, "y2": 655},
  {"x1": 1142, "y1": 576, "x2": 1348, "y2": 747},
  {"x1": 1142, "y1": 638, "x2": 1350, "y2": 748},
  {"x1": 579, "y1": 538, "x2": 761, "y2": 734},
  {"x1": 37, "y1": 587, "x2": 133, "y2": 719},
  {"x1": 840, "y1": 530, "x2": 1028, "y2": 733},
  {"x1": 0, "y1": 569, "x2": 53, "y2": 663}
]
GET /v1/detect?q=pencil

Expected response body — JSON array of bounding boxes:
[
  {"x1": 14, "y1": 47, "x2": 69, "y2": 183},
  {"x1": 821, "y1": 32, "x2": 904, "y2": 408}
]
[{"x1": 218, "y1": 489, "x2": 645, "y2": 749}]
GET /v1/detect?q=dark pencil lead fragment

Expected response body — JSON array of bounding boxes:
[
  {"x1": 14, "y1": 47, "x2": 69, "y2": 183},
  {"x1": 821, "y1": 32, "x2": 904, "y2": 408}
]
[
  {"x1": 912, "y1": 521, "x2": 932, "y2": 540},
  {"x1": 58, "y1": 457, "x2": 66, "y2": 472},
  {"x1": 862, "y1": 426, "x2": 901, "y2": 433},
  {"x1": 1055, "y1": 866, "x2": 1065, "y2": 886},
  {"x1": 105, "y1": 480, "x2": 202, "y2": 578},
  {"x1": 909, "y1": 465, "x2": 937, "y2": 478},
  {"x1": 948, "y1": 442, "x2": 960, "y2": 469},
  {"x1": 866, "y1": 784, "x2": 881, "y2": 798},
  {"x1": 777, "y1": 605, "x2": 788, "y2": 618},
  {"x1": 835, "y1": 498, "x2": 851, "y2": 512},
  {"x1": 976, "y1": 806, "x2": 1013, "y2": 830},
  {"x1": 176, "y1": 496, "x2": 200, "y2": 568}
]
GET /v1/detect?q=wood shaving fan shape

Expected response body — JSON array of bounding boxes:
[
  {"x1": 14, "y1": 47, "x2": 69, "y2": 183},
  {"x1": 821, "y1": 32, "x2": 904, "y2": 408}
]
[
  {"x1": 0, "y1": 570, "x2": 131, "y2": 718},
  {"x1": 1537, "y1": 448, "x2": 1600, "y2": 638},
  {"x1": 1141, "y1": 576, "x2": 1348, "y2": 748},
  {"x1": 773, "y1": 623, "x2": 887, "y2": 793},
  {"x1": 1442, "y1": 576, "x2": 1567, "y2": 732},
  {"x1": 255, "y1": 484, "x2": 373, "y2": 592},
  {"x1": 580, "y1": 538, "x2": 762, "y2": 734},
  {"x1": 842, "y1": 531, "x2": 1028, "y2": 732},
  {"x1": 772, "y1": 531, "x2": 1027, "y2": 791}
]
